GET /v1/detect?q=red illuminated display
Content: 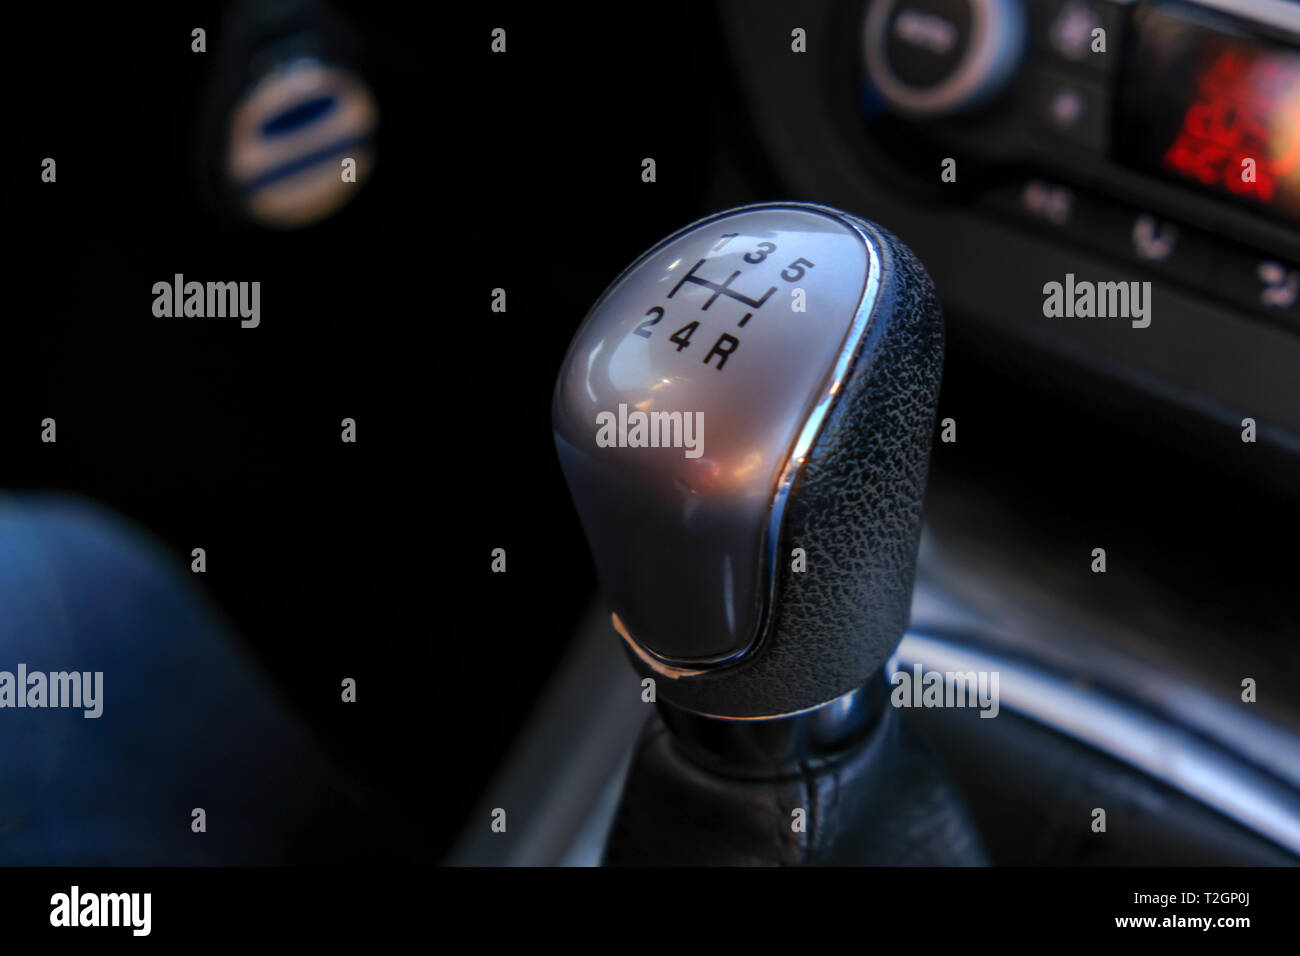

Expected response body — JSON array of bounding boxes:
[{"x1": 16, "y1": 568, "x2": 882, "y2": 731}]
[{"x1": 1161, "y1": 45, "x2": 1300, "y2": 210}]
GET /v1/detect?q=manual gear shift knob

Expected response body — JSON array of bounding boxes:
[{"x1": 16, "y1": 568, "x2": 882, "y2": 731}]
[{"x1": 553, "y1": 202, "x2": 943, "y2": 719}]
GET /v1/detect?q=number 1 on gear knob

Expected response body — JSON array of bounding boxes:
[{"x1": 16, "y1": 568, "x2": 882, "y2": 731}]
[{"x1": 553, "y1": 202, "x2": 944, "y2": 719}]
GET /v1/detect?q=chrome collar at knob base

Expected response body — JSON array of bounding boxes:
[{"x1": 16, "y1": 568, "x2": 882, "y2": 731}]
[{"x1": 654, "y1": 674, "x2": 892, "y2": 777}]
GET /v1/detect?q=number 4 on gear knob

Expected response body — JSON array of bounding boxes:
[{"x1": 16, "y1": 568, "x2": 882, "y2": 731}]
[{"x1": 553, "y1": 202, "x2": 945, "y2": 720}]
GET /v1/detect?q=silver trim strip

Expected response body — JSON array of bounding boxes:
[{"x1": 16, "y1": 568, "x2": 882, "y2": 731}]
[
  {"x1": 760, "y1": 207, "x2": 883, "y2": 667},
  {"x1": 892, "y1": 631, "x2": 1300, "y2": 857},
  {"x1": 1185, "y1": 0, "x2": 1300, "y2": 36}
]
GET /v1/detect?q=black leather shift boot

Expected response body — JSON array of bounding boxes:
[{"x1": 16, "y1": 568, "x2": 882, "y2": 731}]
[{"x1": 602, "y1": 702, "x2": 989, "y2": 866}]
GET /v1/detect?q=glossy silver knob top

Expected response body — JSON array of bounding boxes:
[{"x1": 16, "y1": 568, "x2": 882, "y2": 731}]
[{"x1": 553, "y1": 203, "x2": 883, "y2": 665}]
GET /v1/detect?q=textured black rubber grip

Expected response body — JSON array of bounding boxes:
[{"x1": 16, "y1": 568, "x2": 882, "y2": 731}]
[{"x1": 624, "y1": 217, "x2": 945, "y2": 718}]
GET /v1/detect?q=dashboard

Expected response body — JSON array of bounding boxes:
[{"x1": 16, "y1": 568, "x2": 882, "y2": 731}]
[{"x1": 720, "y1": 0, "x2": 1300, "y2": 475}]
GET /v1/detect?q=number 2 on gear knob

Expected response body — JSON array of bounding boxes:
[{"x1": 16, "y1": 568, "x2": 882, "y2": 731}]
[{"x1": 553, "y1": 202, "x2": 944, "y2": 719}]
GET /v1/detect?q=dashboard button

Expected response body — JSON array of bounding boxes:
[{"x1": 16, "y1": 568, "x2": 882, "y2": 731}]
[
  {"x1": 983, "y1": 177, "x2": 1086, "y2": 231},
  {"x1": 1026, "y1": 68, "x2": 1111, "y2": 152},
  {"x1": 1130, "y1": 214, "x2": 1179, "y2": 264},
  {"x1": 1035, "y1": 0, "x2": 1128, "y2": 74},
  {"x1": 1215, "y1": 252, "x2": 1300, "y2": 321},
  {"x1": 1081, "y1": 204, "x2": 1216, "y2": 291}
]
